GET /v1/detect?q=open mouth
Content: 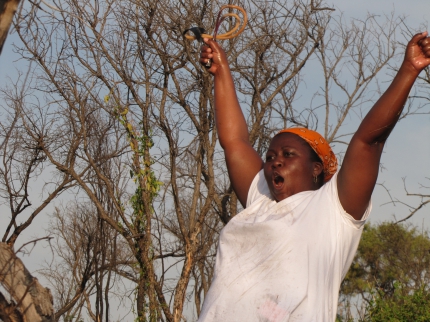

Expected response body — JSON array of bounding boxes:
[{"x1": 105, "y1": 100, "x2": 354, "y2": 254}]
[{"x1": 273, "y1": 173, "x2": 284, "y2": 187}]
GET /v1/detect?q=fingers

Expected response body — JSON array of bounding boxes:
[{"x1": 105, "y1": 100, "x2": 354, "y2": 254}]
[
  {"x1": 200, "y1": 42, "x2": 213, "y2": 60},
  {"x1": 418, "y1": 35, "x2": 430, "y2": 57},
  {"x1": 411, "y1": 31, "x2": 430, "y2": 56},
  {"x1": 411, "y1": 31, "x2": 428, "y2": 43},
  {"x1": 404, "y1": 32, "x2": 430, "y2": 72},
  {"x1": 199, "y1": 52, "x2": 213, "y2": 70},
  {"x1": 199, "y1": 38, "x2": 228, "y2": 73},
  {"x1": 406, "y1": 32, "x2": 430, "y2": 67},
  {"x1": 410, "y1": 31, "x2": 428, "y2": 52},
  {"x1": 199, "y1": 39, "x2": 214, "y2": 70},
  {"x1": 203, "y1": 38, "x2": 222, "y2": 51}
]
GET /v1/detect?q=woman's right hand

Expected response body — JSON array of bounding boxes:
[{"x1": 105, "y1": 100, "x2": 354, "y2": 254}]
[{"x1": 199, "y1": 38, "x2": 229, "y2": 75}]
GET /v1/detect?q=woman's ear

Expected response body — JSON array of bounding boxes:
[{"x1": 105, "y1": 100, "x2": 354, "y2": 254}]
[{"x1": 313, "y1": 162, "x2": 324, "y2": 177}]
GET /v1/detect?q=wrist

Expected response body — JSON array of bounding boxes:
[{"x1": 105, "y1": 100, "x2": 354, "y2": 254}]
[
  {"x1": 214, "y1": 63, "x2": 232, "y2": 78},
  {"x1": 398, "y1": 61, "x2": 421, "y2": 79}
]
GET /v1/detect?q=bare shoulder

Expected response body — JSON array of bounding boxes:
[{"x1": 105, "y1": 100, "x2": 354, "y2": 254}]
[{"x1": 224, "y1": 139, "x2": 264, "y2": 207}]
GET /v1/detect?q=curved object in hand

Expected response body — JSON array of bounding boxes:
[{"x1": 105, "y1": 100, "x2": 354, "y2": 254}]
[{"x1": 183, "y1": 5, "x2": 247, "y2": 42}]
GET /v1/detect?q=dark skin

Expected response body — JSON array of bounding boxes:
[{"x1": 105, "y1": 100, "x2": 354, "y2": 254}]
[
  {"x1": 201, "y1": 32, "x2": 430, "y2": 220},
  {"x1": 264, "y1": 133, "x2": 323, "y2": 202}
]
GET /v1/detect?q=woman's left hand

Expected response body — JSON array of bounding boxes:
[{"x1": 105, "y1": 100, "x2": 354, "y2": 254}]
[{"x1": 404, "y1": 32, "x2": 430, "y2": 73}]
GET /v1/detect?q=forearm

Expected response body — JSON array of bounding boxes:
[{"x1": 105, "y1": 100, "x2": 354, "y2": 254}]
[
  {"x1": 355, "y1": 62, "x2": 420, "y2": 144},
  {"x1": 214, "y1": 65, "x2": 250, "y2": 148}
]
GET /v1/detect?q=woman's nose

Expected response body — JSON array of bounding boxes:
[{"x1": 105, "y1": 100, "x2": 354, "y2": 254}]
[{"x1": 271, "y1": 156, "x2": 283, "y2": 168}]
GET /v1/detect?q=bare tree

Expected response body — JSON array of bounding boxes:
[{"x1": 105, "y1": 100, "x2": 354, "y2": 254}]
[
  {"x1": 0, "y1": 74, "x2": 69, "y2": 321},
  {"x1": 0, "y1": 0, "x2": 418, "y2": 321},
  {"x1": 40, "y1": 203, "x2": 132, "y2": 322}
]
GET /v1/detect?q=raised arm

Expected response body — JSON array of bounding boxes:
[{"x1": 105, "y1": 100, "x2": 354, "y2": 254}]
[
  {"x1": 338, "y1": 32, "x2": 430, "y2": 220},
  {"x1": 200, "y1": 39, "x2": 263, "y2": 206}
]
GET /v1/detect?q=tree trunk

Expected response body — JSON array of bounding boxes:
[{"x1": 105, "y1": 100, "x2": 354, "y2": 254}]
[
  {"x1": 0, "y1": 0, "x2": 21, "y2": 55},
  {"x1": 0, "y1": 243, "x2": 54, "y2": 322}
]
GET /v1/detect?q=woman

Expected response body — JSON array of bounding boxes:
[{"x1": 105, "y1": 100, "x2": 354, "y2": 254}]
[{"x1": 198, "y1": 33, "x2": 430, "y2": 321}]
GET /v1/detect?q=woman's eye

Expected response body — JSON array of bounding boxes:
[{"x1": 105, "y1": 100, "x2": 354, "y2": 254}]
[{"x1": 265, "y1": 155, "x2": 274, "y2": 161}]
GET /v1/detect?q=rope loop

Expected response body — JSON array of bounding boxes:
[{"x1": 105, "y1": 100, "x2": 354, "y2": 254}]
[{"x1": 183, "y1": 5, "x2": 247, "y2": 42}]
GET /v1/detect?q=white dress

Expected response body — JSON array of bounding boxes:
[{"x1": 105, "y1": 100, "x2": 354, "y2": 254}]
[{"x1": 198, "y1": 170, "x2": 371, "y2": 322}]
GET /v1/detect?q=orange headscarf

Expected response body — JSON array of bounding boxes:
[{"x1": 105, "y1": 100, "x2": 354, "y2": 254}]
[{"x1": 277, "y1": 128, "x2": 338, "y2": 182}]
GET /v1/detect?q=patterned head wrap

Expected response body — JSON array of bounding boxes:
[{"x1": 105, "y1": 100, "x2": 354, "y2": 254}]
[{"x1": 277, "y1": 128, "x2": 338, "y2": 182}]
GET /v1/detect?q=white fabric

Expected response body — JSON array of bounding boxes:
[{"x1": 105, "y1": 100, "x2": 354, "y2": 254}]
[{"x1": 198, "y1": 170, "x2": 371, "y2": 322}]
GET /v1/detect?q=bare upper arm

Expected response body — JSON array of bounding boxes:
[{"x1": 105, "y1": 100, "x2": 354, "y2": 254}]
[
  {"x1": 337, "y1": 136, "x2": 384, "y2": 220},
  {"x1": 224, "y1": 139, "x2": 264, "y2": 207}
]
